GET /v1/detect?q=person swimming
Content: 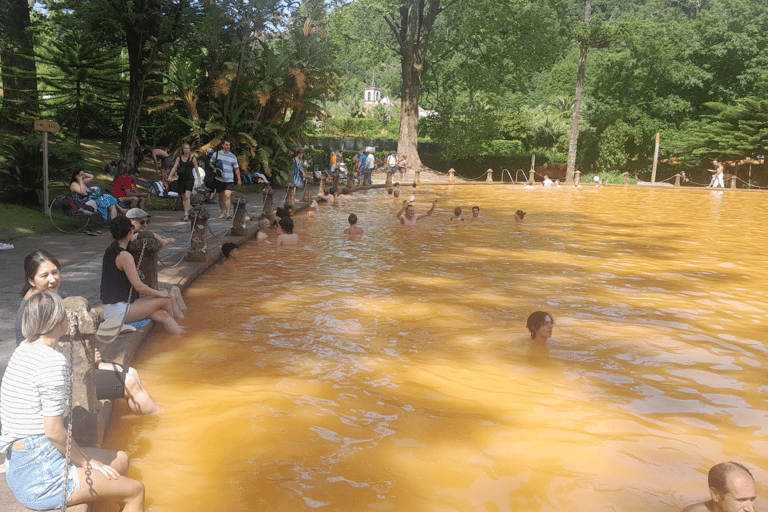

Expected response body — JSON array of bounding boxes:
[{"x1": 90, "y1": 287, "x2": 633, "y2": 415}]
[{"x1": 526, "y1": 311, "x2": 554, "y2": 345}]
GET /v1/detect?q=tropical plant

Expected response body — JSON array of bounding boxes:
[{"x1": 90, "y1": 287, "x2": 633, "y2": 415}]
[{"x1": 0, "y1": 135, "x2": 84, "y2": 205}]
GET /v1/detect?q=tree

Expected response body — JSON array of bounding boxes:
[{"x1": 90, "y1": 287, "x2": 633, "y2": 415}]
[
  {"x1": 0, "y1": 0, "x2": 39, "y2": 125},
  {"x1": 36, "y1": 31, "x2": 126, "y2": 144},
  {"x1": 565, "y1": 1, "x2": 626, "y2": 182}
]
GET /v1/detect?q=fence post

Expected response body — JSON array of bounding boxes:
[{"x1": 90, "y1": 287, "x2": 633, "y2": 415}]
[
  {"x1": 62, "y1": 296, "x2": 101, "y2": 447},
  {"x1": 486, "y1": 168, "x2": 493, "y2": 182},
  {"x1": 187, "y1": 204, "x2": 210, "y2": 262},
  {"x1": 674, "y1": 174, "x2": 681, "y2": 187},
  {"x1": 528, "y1": 169, "x2": 535, "y2": 185},
  {"x1": 230, "y1": 195, "x2": 248, "y2": 236},
  {"x1": 262, "y1": 186, "x2": 274, "y2": 219},
  {"x1": 448, "y1": 168, "x2": 456, "y2": 183},
  {"x1": 730, "y1": 175, "x2": 737, "y2": 189},
  {"x1": 414, "y1": 169, "x2": 421, "y2": 185},
  {"x1": 128, "y1": 233, "x2": 162, "y2": 288},
  {"x1": 623, "y1": 172, "x2": 630, "y2": 185},
  {"x1": 302, "y1": 180, "x2": 312, "y2": 203},
  {"x1": 574, "y1": 170, "x2": 581, "y2": 186}
]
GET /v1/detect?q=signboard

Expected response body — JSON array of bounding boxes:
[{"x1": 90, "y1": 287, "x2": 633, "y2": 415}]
[{"x1": 34, "y1": 120, "x2": 60, "y2": 133}]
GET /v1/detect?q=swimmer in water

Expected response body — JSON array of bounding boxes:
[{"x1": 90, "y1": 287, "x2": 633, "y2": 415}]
[
  {"x1": 396, "y1": 199, "x2": 437, "y2": 226},
  {"x1": 450, "y1": 207, "x2": 464, "y2": 221},
  {"x1": 514, "y1": 210, "x2": 526, "y2": 222},
  {"x1": 681, "y1": 462, "x2": 756, "y2": 512},
  {"x1": 344, "y1": 213, "x2": 363, "y2": 235},
  {"x1": 276, "y1": 216, "x2": 299, "y2": 246},
  {"x1": 526, "y1": 311, "x2": 554, "y2": 345},
  {"x1": 470, "y1": 206, "x2": 481, "y2": 220},
  {"x1": 221, "y1": 242, "x2": 239, "y2": 265}
]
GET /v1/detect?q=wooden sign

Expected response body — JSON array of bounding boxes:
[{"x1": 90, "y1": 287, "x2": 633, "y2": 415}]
[{"x1": 34, "y1": 120, "x2": 60, "y2": 133}]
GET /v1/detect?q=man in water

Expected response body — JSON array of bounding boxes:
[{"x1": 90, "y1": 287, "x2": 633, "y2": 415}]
[
  {"x1": 514, "y1": 210, "x2": 526, "y2": 222},
  {"x1": 450, "y1": 207, "x2": 464, "y2": 221},
  {"x1": 681, "y1": 462, "x2": 757, "y2": 512},
  {"x1": 396, "y1": 199, "x2": 437, "y2": 226},
  {"x1": 470, "y1": 206, "x2": 482, "y2": 221},
  {"x1": 344, "y1": 213, "x2": 363, "y2": 235}
]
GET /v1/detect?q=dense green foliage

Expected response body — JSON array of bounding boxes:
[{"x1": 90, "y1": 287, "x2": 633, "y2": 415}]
[{"x1": 1, "y1": 0, "x2": 767, "y2": 199}]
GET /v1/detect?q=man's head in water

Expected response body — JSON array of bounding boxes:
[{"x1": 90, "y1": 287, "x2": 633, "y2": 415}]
[
  {"x1": 515, "y1": 210, "x2": 526, "y2": 222},
  {"x1": 279, "y1": 216, "x2": 294, "y2": 234},
  {"x1": 472, "y1": 206, "x2": 480, "y2": 218},
  {"x1": 348, "y1": 213, "x2": 358, "y2": 226},
  {"x1": 405, "y1": 204, "x2": 415, "y2": 219}
]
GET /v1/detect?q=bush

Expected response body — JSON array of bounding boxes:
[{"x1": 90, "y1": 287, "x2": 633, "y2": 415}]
[{"x1": 0, "y1": 135, "x2": 84, "y2": 205}]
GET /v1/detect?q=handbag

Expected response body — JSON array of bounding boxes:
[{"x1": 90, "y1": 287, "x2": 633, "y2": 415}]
[{"x1": 95, "y1": 365, "x2": 129, "y2": 400}]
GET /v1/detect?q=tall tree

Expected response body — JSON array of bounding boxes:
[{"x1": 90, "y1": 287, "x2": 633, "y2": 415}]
[
  {"x1": 565, "y1": 1, "x2": 625, "y2": 182},
  {"x1": 0, "y1": 0, "x2": 39, "y2": 124}
]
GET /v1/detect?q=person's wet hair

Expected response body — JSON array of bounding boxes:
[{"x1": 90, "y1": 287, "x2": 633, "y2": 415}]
[
  {"x1": 515, "y1": 210, "x2": 526, "y2": 220},
  {"x1": 454, "y1": 207, "x2": 462, "y2": 216},
  {"x1": 388, "y1": 188, "x2": 393, "y2": 195},
  {"x1": 393, "y1": 189, "x2": 400, "y2": 198},
  {"x1": 348, "y1": 213, "x2": 357, "y2": 226},
  {"x1": 341, "y1": 187, "x2": 350, "y2": 195},
  {"x1": 279, "y1": 216, "x2": 294, "y2": 234},
  {"x1": 275, "y1": 207, "x2": 286, "y2": 219},
  {"x1": 22, "y1": 250, "x2": 60, "y2": 297},
  {"x1": 526, "y1": 311, "x2": 553, "y2": 339},
  {"x1": 222, "y1": 242, "x2": 238, "y2": 259}
]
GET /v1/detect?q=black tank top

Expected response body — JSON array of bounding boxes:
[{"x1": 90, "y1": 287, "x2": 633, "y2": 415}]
[
  {"x1": 177, "y1": 156, "x2": 195, "y2": 181},
  {"x1": 100, "y1": 243, "x2": 137, "y2": 304}
]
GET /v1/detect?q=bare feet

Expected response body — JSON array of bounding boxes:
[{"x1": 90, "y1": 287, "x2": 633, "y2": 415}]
[{"x1": 218, "y1": 213, "x2": 228, "y2": 219}]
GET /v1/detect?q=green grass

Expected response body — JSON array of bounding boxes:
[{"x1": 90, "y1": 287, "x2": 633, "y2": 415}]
[{"x1": 0, "y1": 203, "x2": 64, "y2": 241}]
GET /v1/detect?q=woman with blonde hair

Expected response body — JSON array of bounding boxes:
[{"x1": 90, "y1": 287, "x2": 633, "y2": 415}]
[{"x1": 1, "y1": 291, "x2": 145, "y2": 511}]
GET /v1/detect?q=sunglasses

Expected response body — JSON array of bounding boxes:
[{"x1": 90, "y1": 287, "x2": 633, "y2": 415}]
[{"x1": 139, "y1": 219, "x2": 150, "y2": 226}]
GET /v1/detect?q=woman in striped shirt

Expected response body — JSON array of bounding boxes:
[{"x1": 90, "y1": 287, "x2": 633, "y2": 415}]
[{"x1": 0, "y1": 292, "x2": 145, "y2": 511}]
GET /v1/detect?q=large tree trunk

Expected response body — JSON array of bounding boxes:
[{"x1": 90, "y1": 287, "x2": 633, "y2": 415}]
[
  {"x1": 566, "y1": 0, "x2": 591, "y2": 183},
  {"x1": 388, "y1": 0, "x2": 447, "y2": 170},
  {"x1": 0, "y1": 0, "x2": 39, "y2": 124},
  {"x1": 120, "y1": 33, "x2": 147, "y2": 168},
  {"x1": 398, "y1": 47, "x2": 423, "y2": 168}
]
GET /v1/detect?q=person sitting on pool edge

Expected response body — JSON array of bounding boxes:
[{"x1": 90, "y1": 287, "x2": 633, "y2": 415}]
[
  {"x1": 221, "y1": 242, "x2": 239, "y2": 265},
  {"x1": 276, "y1": 216, "x2": 299, "y2": 246},
  {"x1": 396, "y1": 199, "x2": 437, "y2": 226},
  {"x1": 450, "y1": 207, "x2": 464, "y2": 221},
  {"x1": 526, "y1": 311, "x2": 554, "y2": 345},
  {"x1": 681, "y1": 462, "x2": 757, "y2": 512},
  {"x1": 101, "y1": 216, "x2": 184, "y2": 334},
  {"x1": 344, "y1": 213, "x2": 363, "y2": 235},
  {"x1": 514, "y1": 210, "x2": 526, "y2": 222}
]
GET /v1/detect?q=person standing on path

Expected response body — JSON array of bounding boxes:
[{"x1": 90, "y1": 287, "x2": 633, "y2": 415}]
[{"x1": 211, "y1": 140, "x2": 242, "y2": 219}]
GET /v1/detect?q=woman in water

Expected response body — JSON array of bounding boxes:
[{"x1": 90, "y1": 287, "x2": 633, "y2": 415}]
[
  {"x1": 526, "y1": 310, "x2": 554, "y2": 345},
  {"x1": 15, "y1": 250, "x2": 161, "y2": 414},
  {"x1": 101, "y1": 216, "x2": 184, "y2": 334},
  {"x1": 1, "y1": 291, "x2": 145, "y2": 511}
]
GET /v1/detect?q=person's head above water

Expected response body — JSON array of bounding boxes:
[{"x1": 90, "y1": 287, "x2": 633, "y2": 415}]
[
  {"x1": 454, "y1": 207, "x2": 462, "y2": 217},
  {"x1": 472, "y1": 206, "x2": 480, "y2": 217},
  {"x1": 683, "y1": 462, "x2": 756, "y2": 512},
  {"x1": 221, "y1": 242, "x2": 238, "y2": 260},
  {"x1": 279, "y1": 216, "x2": 294, "y2": 234},
  {"x1": 348, "y1": 213, "x2": 358, "y2": 226},
  {"x1": 515, "y1": 210, "x2": 526, "y2": 221},
  {"x1": 526, "y1": 311, "x2": 553, "y2": 342}
]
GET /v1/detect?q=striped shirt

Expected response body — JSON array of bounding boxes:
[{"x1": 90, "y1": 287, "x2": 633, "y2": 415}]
[
  {"x1": 215, "y1": 151, "x2": 239, "y2": 183},
  {"x1": 0, "y1": 342, "x2": 68, "y2": 453}
]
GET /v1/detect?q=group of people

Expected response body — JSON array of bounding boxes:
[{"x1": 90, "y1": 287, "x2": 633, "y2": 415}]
[{"x1": 0, "y1": 205, "x2": 198, "y2": 510}]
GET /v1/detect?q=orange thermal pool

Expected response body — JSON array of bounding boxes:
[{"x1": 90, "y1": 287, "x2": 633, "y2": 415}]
[{"x1": 102, "y1": 185, "x2": 768, "y2": 512}]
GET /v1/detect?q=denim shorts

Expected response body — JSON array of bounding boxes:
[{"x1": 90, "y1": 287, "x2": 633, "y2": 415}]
[
  {"x1": 6, "y1": 434, "x2": 80, "y2": 510},
  {"x1": 103, "y1": 302, "x2": 152, "y2": 328}
]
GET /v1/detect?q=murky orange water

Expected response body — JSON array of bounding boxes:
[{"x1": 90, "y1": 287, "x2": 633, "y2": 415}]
[{"x1": 102, "y1": 186, "x2": 768, "y2": 512}]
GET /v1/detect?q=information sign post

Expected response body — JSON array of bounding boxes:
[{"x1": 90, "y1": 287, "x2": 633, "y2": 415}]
[{"x1": 34, "y1": 120, "x2": 61, "y2": 215}]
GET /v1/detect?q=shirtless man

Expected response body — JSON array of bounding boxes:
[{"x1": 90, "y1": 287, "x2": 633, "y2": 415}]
[
  {"x1": 470, "y1": 206, "x2": 482, "y2": 221},
  {"x1": 681, "y1": 462, "x2": 756, "y2": 512},
  {"x1": 396, "y1": 199, "x2": 437, "y2": 226},
  {"x1": 316, "y1": 188, "x2": 336, "y2": 204},
  {"x1": 514, "y1": 210, "x2": 526, "y2": 222},
  {"x1": 344, "y1": 213, "x2": 363, "y2": 235},
  {"x1": 276, "y1": 216, "x2": 299, "y2": 246},
  {"x1": 708, "y1": 160, "x2": 725, "y2": 188},
  {"x1": 450, "y1": 207, "x2": 464, "y2": 221},
  {"x1": 145, "y1": 148, "x2": 173, "y2": 181}
]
